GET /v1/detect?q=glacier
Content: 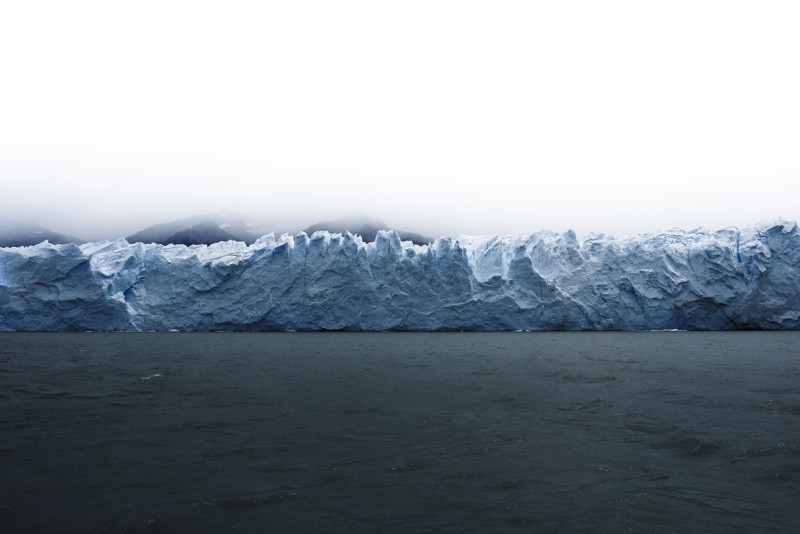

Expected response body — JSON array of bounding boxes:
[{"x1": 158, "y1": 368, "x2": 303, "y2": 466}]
[{"x1": 0, "y1": 220, "x2": 798, "y2": 331}]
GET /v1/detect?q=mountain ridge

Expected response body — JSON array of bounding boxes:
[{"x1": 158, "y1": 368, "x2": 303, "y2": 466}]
[
  {"x1": 0, "y1": 221, "x2": 86, "y2": 248},
  {"x1": 0, "y1": 214, "x2": 433, "y2": 247}
]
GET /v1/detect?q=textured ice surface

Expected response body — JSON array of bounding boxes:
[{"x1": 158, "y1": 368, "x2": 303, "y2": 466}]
[{"x1": 1, "y1": 221, "x2": 798, "y2": 331}]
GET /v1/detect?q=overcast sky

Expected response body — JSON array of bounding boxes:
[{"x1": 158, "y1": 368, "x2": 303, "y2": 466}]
[{"x1": 1, "y1": 1, "x2": 798, "y2": 240}]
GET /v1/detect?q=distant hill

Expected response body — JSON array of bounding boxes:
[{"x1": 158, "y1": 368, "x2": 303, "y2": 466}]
[
  {"x1": 126, "y1": 215, "x2": 259, "y2": 245},
  {"x1": 0, "y1": 222, "x2": 85, "y2": 247},
  {"x1": 0, "y1": 214, "x2": 433, "y2": 248},
  {"x1": 126, "y1": 216, "x2": 205, "y2": 244},
  {"x1": 303, "y1": 215, "x2": 433, "y2": 245},
  {"x1": 164, "y1": 221, "x2": 241, "y2": 246}
]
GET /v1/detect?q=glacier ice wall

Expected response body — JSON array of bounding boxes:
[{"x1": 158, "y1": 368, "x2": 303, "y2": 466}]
[{"x1": 1, "y1": 220, "x2": 798, "y2": 331}]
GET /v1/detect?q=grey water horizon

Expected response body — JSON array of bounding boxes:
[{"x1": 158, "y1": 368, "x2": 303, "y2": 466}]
[{"x1": 1, "y1": 331, "x2": 798, "y2": 533}]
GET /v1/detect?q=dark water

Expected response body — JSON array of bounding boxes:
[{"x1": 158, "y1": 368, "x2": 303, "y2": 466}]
[{"x1": 1, "y1": 332, "x2": 799, "y2": 533}]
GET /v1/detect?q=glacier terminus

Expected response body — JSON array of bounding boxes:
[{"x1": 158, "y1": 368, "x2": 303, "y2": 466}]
[{"x1": 1, "y1": 220, "x2": 798, "y2": 331}]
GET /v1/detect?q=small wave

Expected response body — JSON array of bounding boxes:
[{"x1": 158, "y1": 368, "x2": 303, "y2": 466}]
[
  {"x1": 140, "y1": 373, "x2": 162, "y2": 380},
  {"x1": 38, "y1": 391, "x2": 71, "y2": 399}
]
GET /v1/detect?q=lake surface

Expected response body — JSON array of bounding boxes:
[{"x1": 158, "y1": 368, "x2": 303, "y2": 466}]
[{"x1": 1, "y1": 332, "x2": 799, "y2": 533}]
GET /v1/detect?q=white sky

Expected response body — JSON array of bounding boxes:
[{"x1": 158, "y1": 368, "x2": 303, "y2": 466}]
[{"x1": 1, "y1": 0, "x2": 798, "y2": 240}]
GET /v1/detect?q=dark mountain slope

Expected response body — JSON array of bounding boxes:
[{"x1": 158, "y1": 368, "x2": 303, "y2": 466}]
[
  {"x1": 303, "y1": 215, "x2": 432, "y2": 245},
  {"x1": 127, "y1": 215, "x2": 258, "y2": 245},
  {"x1": 164, "y1": 221, "x2": 241, "y2": 246},
  {"x1": 0, "y1": 222, "x2": 85, "y2": 247}
]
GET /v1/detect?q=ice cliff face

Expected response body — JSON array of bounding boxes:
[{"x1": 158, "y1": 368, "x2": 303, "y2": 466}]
[{"x1": 1, "y1": 220, "x2": 798, "y2": 331}]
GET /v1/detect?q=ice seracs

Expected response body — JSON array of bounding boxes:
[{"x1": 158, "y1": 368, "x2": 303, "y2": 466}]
[{"x1": 1, "y1": 220, "x2": 798, "y2": 331}]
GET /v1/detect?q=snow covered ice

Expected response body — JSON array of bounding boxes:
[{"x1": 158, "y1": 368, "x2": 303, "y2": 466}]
[{"x1": 1, "y1": 220, "x2": 799, "y2": 331}]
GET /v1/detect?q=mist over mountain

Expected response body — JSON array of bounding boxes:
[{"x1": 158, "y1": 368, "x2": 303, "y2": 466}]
[
  {"x1": 0, "y1": 213, "x2": 433, "y2": 247},
  {"x1": 162, "y1": 221, "x2": 244, "y2": 246},
  {"x1": 303, "y1": 215, "x2": 433, "y2": 245},
  {"x1": 0, "y1": 221, "x2": 86, "y2": 248},
  {"x1": 124, "y1": 213, "x2": 432, "y2": 246},
  {"x1": 125, "y1": 215, "x2": 260, "y2": 246}
]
